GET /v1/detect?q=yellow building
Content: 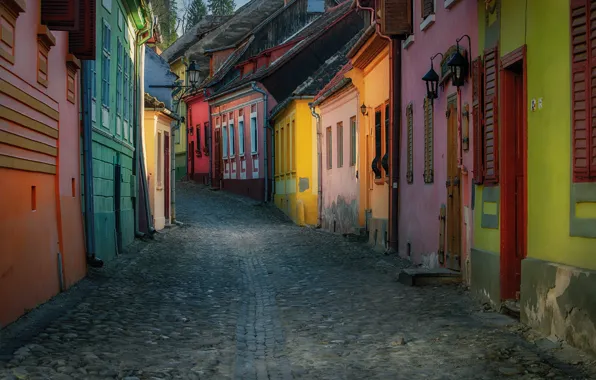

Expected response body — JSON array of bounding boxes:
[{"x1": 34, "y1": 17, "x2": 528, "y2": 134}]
[
  {"x1": 271, "y1": 99, "x2": 318, "y2": 226},
  {"x1": 346, "y1": 27, "x2": 390, "y2": 251},
  {"x1": 471, "y1": 0, "x2": 596, "y2": 355},
  {"x1": 170, "y1": 56, "x2": 188, "y2": 180}
]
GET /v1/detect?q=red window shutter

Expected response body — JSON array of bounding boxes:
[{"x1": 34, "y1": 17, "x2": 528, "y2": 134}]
[
  {"x1": 41, "y1": 0, "x2": 79, "y2": 31},
  {"x1": 379, "y1": 0, "x2": 412, "y2": 37},
  {"x1": 483, "y1": 46, "x2": 499, "y2": 185},
  {"x1": 570, "y1": 0, "x2": 595, "y2": 181},
  {"x1": 68, "y1": 0, "x2": 96, "y2": 60},
  {"x1": 472, "y1": 56, "x2": 484, "y2": 184}
]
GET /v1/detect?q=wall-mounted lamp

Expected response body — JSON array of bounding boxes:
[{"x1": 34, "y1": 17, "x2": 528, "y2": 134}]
[
  {"x1": 447, "y1": 34, "x2": 472, "y2": 88},
  {"x1": 422, "y1": 53, "x2": 444, "y2": 100},
  {"x1": 187, "y1": 60, "x2": 200, "y2": 87},
  {"x1": 360, "y1": 103, "x2": 369, "y2": 116}
]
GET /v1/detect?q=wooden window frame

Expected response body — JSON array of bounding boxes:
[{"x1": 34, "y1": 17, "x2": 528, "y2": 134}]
[
  {"x1": 483, "y1": 45, "x2": 500, "y2": 185},
  {"x1": 571, "y1": 0, "x2": 596, "y2": 182},
  {"x1": 326, "y1": 126, "x2": 332, "y2": 170},
  {"x1": 350, "y1": 116, "x2": 357, "y2": 166},
  {"x1": 406, "y1": 103, "x2": 414, "y2": 184},
  {"x1": 423, "y1": 97, "x2": 434, "y2": 183},
  {"x1": 337, "y1": 121, "x2": 344, "y2": 168},
  {"x1": 0, "y1": 0, "x2": 25, "y2": 65}
]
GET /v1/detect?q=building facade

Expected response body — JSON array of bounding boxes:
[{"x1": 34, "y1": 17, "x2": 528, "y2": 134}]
[
  {"x1": 0, "y1": 0, "x2": 92, "y2": 327},
  {"x1": 185, "y1": 91, "x2": 211, "y2": 184},
  {"x1": 399, "y1": 0, "x2": 478, "y2": 272},
  {"x1": 170, "y1": 56, "x2": 188, "y2": 180}
]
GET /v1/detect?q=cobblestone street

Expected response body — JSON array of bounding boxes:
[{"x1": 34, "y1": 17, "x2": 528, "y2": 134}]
[{"x1": 1, "y1": 181, "x2": 595, "y2": 380}]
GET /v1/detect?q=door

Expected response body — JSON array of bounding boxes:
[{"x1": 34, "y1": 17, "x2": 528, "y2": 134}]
[
  {"x1": 213, "y1": 128, "x2": 221, "y2": 189},
  {"x1": 445, "y1": 101, "x2": 461, "y2": 271},
  {"x1": 164, "y1": 132, "x2": 170, "y2": 222},
  {"x1": 501, "y1": 54, "x2": 526, "y2": 301},
  {"x1": 114, "y1": 160, "x2": 122, "y2": 253},
  {"x1": 189, "y1": 141, "x2": 195, "y2": 177}
]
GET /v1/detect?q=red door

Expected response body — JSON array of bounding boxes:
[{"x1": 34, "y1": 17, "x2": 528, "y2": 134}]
[
  {"x1": 164, "y1": 132, "x2": 170, "y2": 221},
  {"x1": 213, "y1": 129, "x2": 221, "y2": 189}
]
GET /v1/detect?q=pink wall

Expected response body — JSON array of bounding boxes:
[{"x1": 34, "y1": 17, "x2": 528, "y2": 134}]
[
  {"x1": 320, "y1": 86, "x2": 360, "y2": 234},
  {"x1": 399, "y1": 0, "x2": 478, "y2": 268},
  {"x1": 0, "y1": 0, "x2": 86, "y2": 326},
  {"x1": 186, "y1": 93, "x2": 211, "y2": 178}
]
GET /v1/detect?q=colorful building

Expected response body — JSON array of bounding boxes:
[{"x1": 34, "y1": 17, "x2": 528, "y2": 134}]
[
  {"x1": 184, "y1": 91, "x2": 212, "y2": 184},
  {"x1": 169, "y1": 56, "x2": 188, "y2": 180},
  {"x1": 82, "y1": 0, "x2": 151, "y2": 260},
  {"x1": 346, "y1": 25, "x2": 390, "y2": 251},
  {"x1": 0, "y1": 0, "x2": 93, "y2": 327},
  {"x1": 398, "y1": 0, "x2": 478, "y2": 273},
  {"x1": 313, "y1": 71, "x2": 360, "y2": 234},
  {"x1": 469, "y1": 0, "x2": 596, "y2": 355}
]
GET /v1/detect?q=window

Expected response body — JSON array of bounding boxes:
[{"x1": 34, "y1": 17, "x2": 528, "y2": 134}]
[
  {"x1": 337, "y1": 122, "x2": 344, "y2": 168},
  {"x1": 250, "y1": 114, "x2": 258, "y2": 153},
  {"x1": 175, "y1": 130, "x2": 181, "y2": 144},
  {"x1": 281, "y1": 126, "x2": 285, "y2": 173},
  {"x1": 291, "y1": 118, "x2": 296, "y2": 172},
  {"x1": 423, "y1": 97, "x2": 434, "y2": 183},
  {"x1": 222, "y1": 125, "x2": 228, "y2": 158},
  {"x1": 382, "y1": 102, "x2": 390, "y2": 176},
  {"x1": 157, "y1": 132, "x2": 163, "y2": 186},
  {"x1": 229, "y1": 119, "x2": 235, "y2": 156},
  {"x1": 101, "y1": 21, "x2": 111, "y2": 108},
  {"x1": 350, "y1": 116, "x2": 357, "y2": 166},
  {"x1": 102, "y1": 0, "x2": 112, "y2": 12},
  {"x1": 275, "y1": 129, "x2": 280, "y2": 175},
  {"x1": 326, "y1": 126, "x2": 332, "y2": 169},
  {"x1": 204, "y1": 123, "x2": 210, "y2": 155},
  {"x1": 571, "y1": 0, "x2": 596, "y2": 182},
  {"x1": 128, "y1": 57, "x2": 133, "y2": 142},
  {"x1": 90, "y1": 60, "x2": 97, "y2": 99},
  {"x1": 238, "y1": 119, "x2": 245, "y2": 155},
  {"x1": 196, "y1": 124, "x2": 201, "y2": 156},
  {"x1": 421, "y1": 0, "x2": 434, "y2": 18},
  {"x1": 123, "y1": 55, "x2": 129, "y2": 121},
  {"x1": 406, "y1": 103, "x2": 414, "y2": 184},
  {"x1": 373, "y1": 108, "x2": 382, "y2": 179},
  {"x1": 116, "y1": 39, "x2": 122, "y2": 117},
  {"x1": 285, "y1": 123, "x2": 291, "y2": 173}
]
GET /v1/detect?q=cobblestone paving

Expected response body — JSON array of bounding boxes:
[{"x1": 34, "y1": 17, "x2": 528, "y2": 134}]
[{"x1": 1, "y1": 181, "x2": 595, "y2": 380}]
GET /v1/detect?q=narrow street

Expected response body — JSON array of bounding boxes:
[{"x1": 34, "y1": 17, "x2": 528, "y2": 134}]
[{"x1": 1, "y1": 182, "x2": 594, "y2": 380}]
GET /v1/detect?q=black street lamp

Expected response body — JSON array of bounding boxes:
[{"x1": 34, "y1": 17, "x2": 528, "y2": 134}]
[
  {"x1": 187, "y1": 60, "x2": 200, "y2": 87},
  {"x1": 422, "y1": 53, "x2": 443, "y2": 100},
  {"x1": 360, "y1": 103, "x2": 369, "y2": 116},
  {"x1": 447, "y1": 34, "x2": 472, "y2": 88}
]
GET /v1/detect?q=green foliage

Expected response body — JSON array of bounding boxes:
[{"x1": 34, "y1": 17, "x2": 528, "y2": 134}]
[
  {"x1": 151, "y1": 0, "x2": 180, "y2": 50},
  {"x1": 208, "y1": 0, "x2": 235, "y2": 16},
  {"x1": 185, "y1": 0, "x2": 208, "y2": 32}
]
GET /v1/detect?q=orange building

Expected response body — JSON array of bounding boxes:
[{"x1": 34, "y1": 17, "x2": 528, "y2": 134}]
[{"x1": 0, "y1": 0, "x2": 94, "y2": 327}]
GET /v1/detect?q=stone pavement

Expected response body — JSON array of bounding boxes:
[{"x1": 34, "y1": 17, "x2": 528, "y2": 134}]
[{"x1": 1, "y1": 181, "x2": 595, "y2": 380}]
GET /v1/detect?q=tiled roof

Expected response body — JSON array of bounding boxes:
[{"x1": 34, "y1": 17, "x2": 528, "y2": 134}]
[
  {"x1": 312, "y1": 62, "x2": 353, "y2": 103},
  {"x1": 210, "y1": 0, "x2": 354, "y2": 98},
  {"x1": 200, "y1": 36, "x2": 254, "y2": 88}
]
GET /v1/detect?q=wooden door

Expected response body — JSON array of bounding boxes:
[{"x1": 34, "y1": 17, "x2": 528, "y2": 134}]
[
  {"x1": 164, "y1": 132, "x2": 170, "y2": 221},
  {"x1": 213, "y1": 128, "x2": 221, "y2": 189},
  {"x1": 445, "y1": 102, "x2": 461, "y2": 271},
  {"x1": 189, "y1": 141, "x2": 195, "y2": 177},
  {"x1": 513, "y1": 72, "x2": 524, "y2": 295}
]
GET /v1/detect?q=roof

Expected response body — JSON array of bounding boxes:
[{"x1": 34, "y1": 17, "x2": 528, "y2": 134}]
[
  {"x1": 144, "y1": 93, "x2": 181, "y2": 120},
  {"x1": 210, "y1": 0, "x2": 355, "y2": 99}
]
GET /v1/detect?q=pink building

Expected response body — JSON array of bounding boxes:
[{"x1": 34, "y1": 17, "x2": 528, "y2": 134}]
[
  {"x1": 185, "y1": 92, "x2": 211, "y2": 184},
  {"x1": 399, "y1": 0, "x2": 478, "y2": 277},
  {"x1": 0, "y1": 0, "x2": 93, "y2": 326}
]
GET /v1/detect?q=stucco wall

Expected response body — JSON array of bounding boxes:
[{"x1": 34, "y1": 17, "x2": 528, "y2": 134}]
[
  {"x1": 186, "y1": 94, "x2": 211, "y2": 178},
  {"x1": 320, "y1": 87, "x2": 360, "y2": 234},
  {"x1": 144, "y1": 48, "x2": 177, "y2": 109},
  {"x1": 400, "y1": 0, "x2": 477, "y2": 269}
]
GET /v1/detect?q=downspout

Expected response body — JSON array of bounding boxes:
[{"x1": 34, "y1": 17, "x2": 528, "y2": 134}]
[
  {"x1": 171, "y1": 119, "x2": 177, "y2": 223},
  {"x1": 310, "y1": 105, "x2": 323, "y2": 228},
  {"x1": 206, "y1": 90, "x2": 213, "y2": 187},
  {"x1": 81, "y1": 61, "x2": 103, "y2": 267},
  {"x1": 251, "y1": 83, "x2": 269, "y2": 202}
]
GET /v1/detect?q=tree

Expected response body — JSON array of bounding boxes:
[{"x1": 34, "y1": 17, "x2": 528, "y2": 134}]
[
  {"x1": 185, "y1": 0, "x2": 208, "y2": 32},
  {"x1": 150, "y1": 0, "x2": 180, "y2": 50},
  {"x1": 208, "y1": 0, "x2": 235, "y2": 16}
]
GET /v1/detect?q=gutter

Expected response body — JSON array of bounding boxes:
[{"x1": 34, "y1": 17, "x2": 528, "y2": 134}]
[
  {"x1": 310, "y1": 105, "x2": 323, "y2": 228},
  {"x1": 206, "y1": 89, "x2": 213, "y2": 187},
  {"x1": 251, "y1": 83, "x2": 270, "y2": 203}
]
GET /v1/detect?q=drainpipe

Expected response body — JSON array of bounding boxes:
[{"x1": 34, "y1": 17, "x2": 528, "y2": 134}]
[
  {"x1": 171, "y1": 119, "x2": 177, "y2": 223},
  {"x1": 251, "y1": 83, "x2": 269, "y2": 202},
  {"x1": 310, "y1": 105, "x2": 323, "y2": 228},
  {"x1": 81, "y1": 61, "x2": 103, "y2": 268},
  {"x1": 206, "y1": 89, "x2": 213, "y2": 187}
]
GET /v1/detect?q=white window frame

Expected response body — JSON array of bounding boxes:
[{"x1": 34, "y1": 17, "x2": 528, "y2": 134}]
[
  {"x1": 420, "y1": 0, "x2": 436, "y2": 32},
  {"x1": 250, "y1": 112, "x2": 258, "y2": 154},
  {"x1": 102, "y1": 0, "x2": 112, "y2": 13},
  {"x1": 222, "y1": 124, "x2": 229, "y2": 158},
  {"x1": 238, "y1": 117, "x2": 245, "y2": 156},
  {"x1": 229, "y1": 117, "x2": 235, "y2": 157}
]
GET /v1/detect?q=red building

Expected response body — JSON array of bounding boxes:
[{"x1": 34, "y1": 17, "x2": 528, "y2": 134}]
[{"x1": 184, "y1": 91, "x2": 211, "y2": 184}]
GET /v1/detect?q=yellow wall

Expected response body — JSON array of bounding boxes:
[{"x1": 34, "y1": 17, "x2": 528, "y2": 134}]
[
  {"x1": 170, "y1": 59, "x2": 187, "y2": 155},
  {"x1": 526, "y1": 0, "x2": 596, "y2": 270},
  {"x1": 348, "y1": 47, "x2": 390, "y2": 224},
  {"x1": 272, "y1": 100, "x2": 318, "y2": 226},
  {"x1": 500, "y1": 0, "x2": 526, "y2": 57}
]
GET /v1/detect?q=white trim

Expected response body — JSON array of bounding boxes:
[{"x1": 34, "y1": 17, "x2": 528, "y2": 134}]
[
  {"x1": 250, "y1": 112, "x2": 258, "y2": 155},
  {"x1": 210, "y1": 98, "x2": 262, "y2": 116},
  {"x1": 210, "y1": 87, "x2": 255, "y2": 107},
  {"x1": 229, "y1": 118, "x2": 235, "y2": 158},
  {"x1": 402, "y1": 34, "x2": 415, "y2": 50},
  {"x1": 102, "y1": 0, "x2": 112, "y2": 13},
  {"x1": 444, "y1": 0, "x2": 459, "y2": 9},
  {"x1": 238, "y1": 116, "x2": 245, "y2": 157},
  {"x1": 420, "y1": 14, "x2": 435, "y2": 31}
]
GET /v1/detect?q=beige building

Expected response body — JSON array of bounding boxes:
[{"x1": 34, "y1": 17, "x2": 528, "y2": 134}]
[{"x1": 143, "y1": 94, "x2": 179, "y2": 230}]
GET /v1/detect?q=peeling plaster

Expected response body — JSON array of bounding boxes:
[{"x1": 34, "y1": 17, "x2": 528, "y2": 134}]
[{"x1": 322, "y1": 195, "x2": 358, "y2": 234}]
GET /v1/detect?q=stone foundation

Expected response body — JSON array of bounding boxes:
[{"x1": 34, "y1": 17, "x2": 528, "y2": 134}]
[{"x1": 470, "y1": 248, "x2": 501, "y2": 309}]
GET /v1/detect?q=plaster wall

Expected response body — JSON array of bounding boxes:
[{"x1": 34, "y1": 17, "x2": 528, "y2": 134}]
[{"x1": 186, "y1": 94, "x2": 211, "y2": 179}]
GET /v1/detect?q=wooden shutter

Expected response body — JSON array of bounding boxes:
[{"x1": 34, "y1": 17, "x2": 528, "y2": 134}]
[
  {"x1": 570, "y1": 0, "x2": 596, "y2": 181},
  {"x1": 68, "y1": 0, "x2": 96, "y2": 60},
  {"x1": 406, "y1": 103, "x2": 414, "y2": 184},
  {"x1": 379, "y1": 0, "x2": 412, "y2": 37},
  {"x1": 483, "y1": 46, "x2": 499, "y2": 185},
  {"x1": 421, "y1": 0, "x2": 434, "y2": 19},
  {"x1": 41, "y1": 0, "x2": 79, "y2": 31},
  {"x1": 472, "y1": 56, "x2": 484, "y2": 184},
  {"x1": 423, "y1": 97, "x2": 434, "y2": 183}
]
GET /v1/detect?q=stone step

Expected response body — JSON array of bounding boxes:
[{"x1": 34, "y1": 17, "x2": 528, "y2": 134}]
[{"x1": 397, "y1": 267, "x2": 461, "y2": 286}]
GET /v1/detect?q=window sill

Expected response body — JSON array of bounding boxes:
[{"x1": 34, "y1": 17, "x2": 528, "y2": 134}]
[
  {"x1": 157, "y1": 185, "x2": 163, "y2": 191},
  {"x1": 444, "y1": 0, "x2": 460, "y2": 9},
  {"x1": 251, "y1": 152, "x2": 258, "y2": 157},
  {"x1": 420, "y1": 14, "x2": 436, "y2": 32},
  {"x1": 239, "y1": 153, "x2": 245, "y2": 158},
  {"x1": 230, "y1": 155, "x2": 236, "y2": 159},
  {"x1": 402, "y1": 34, "x2": 415, "y2": 50}
]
